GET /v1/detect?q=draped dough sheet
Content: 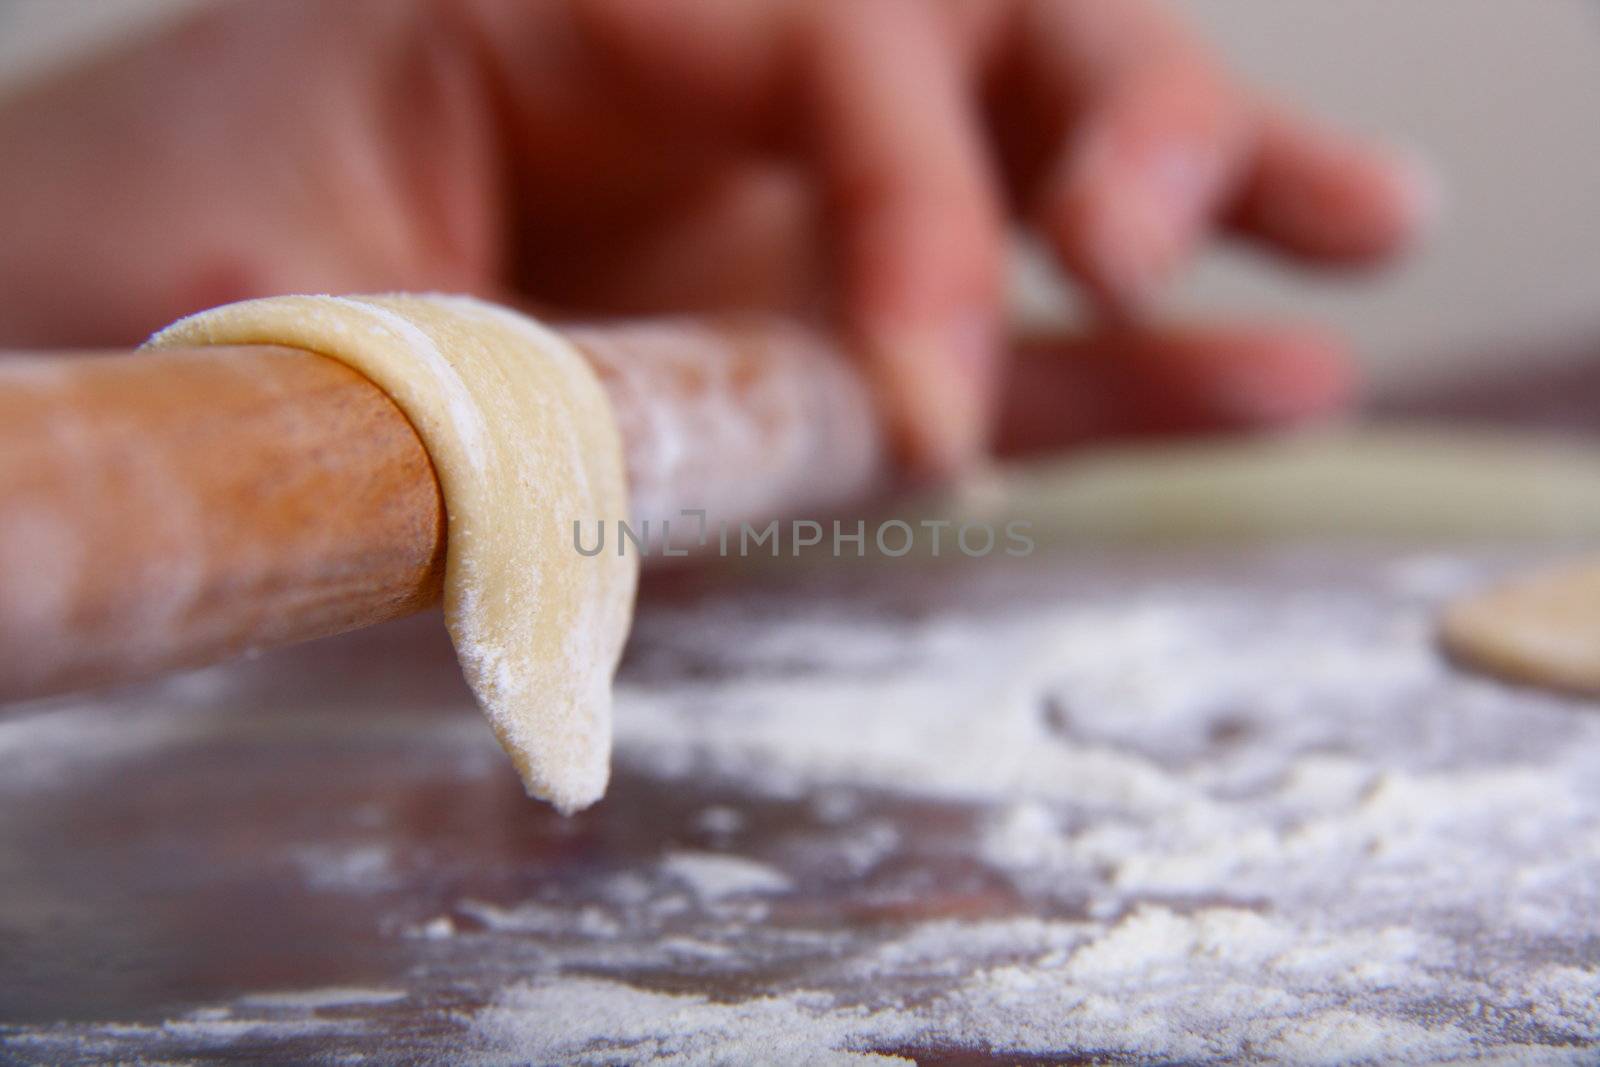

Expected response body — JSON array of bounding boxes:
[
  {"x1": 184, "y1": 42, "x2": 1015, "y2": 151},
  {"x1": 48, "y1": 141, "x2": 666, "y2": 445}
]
[{"x1": 148, "y1": 295, "x2": 637, "y2": 814}]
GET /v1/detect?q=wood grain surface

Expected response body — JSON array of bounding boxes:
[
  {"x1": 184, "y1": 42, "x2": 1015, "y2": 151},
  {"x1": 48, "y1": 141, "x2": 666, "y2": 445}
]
[
  {"x1": 0, "y1": 345, "x2": 446, "y2": 698},
  {"x1": 0, "y1": 321, "x2": 887, "y2": 700}
]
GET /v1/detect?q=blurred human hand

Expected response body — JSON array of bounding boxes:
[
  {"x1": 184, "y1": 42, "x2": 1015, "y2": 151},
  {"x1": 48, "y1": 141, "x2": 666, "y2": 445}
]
[{"x1": 0, "y1": 0, "x2": 1428, "y2": 474}]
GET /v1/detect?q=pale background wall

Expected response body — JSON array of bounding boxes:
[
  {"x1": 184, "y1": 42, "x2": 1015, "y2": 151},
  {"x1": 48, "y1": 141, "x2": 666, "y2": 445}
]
[
  {"x1": 3, "y1": 0, "x2": 1598, "y2": 393},
  {"x1": 1175, "y1": 0, "x2": 1600, "y2": 391}
]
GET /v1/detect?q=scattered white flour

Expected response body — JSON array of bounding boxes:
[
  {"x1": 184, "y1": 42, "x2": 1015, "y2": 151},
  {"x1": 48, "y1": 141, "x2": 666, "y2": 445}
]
[
  {"x1": 454, "y1": 903, "x2": 1600, "y2": 1066},
  {"x1": 658, "y1": 851, "x2": 793, "y2": 902},
  {"x1": 289, "y1": 843, "x2": 399, "y2": 893},
  {"x1": 0, "y1": 669, "x2": 231, "y2": 791},
  {"x1": 462, "y1": 898, "x2": 624, "y2": 939},
  {"x1": 5, "y1": 1011, "x2": 358, "y2": 1060},
  {"x1": 471, "y1": 978, "x2": 918, "y2": 1067},
  {"x1": 411, "y1": 915, "x2": 456, "y2": 940},
  {"x1": 548, "y1": 553, "x2": 1598, "y2": 1064},
  {"x1": 691, "y1": 805, "x2": 745, "y2": 836},
  {"x1": 237, "y1": 987, "x2": 406, "y2": 1010}
]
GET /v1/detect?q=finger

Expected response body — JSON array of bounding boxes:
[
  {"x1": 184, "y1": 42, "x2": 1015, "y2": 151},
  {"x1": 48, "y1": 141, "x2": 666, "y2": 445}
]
[
  {"x1": 803, "y1": 0, "x2": 1006, "y2": 478},
  {"x1": 1035, "y1": 55, "x2": 1252, "y2": 314},
  {"x1": 994, "y1": 1, "x2": 1253, "y2": 314},
  {"x1": 996, "y1": 322, "x2": 1355, "y2": 456},
  {"x1": 1228, "y1": 107, "x2": 1436, "y2": 266}
]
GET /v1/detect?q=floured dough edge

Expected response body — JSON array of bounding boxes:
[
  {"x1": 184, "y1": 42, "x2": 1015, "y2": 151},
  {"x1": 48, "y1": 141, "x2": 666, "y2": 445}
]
[
  {"x1": 148, "y1": 294, "x2": 638, "y2": 813},
  {"x1": 1440, "y1": 556, "x2": 1600, "y2": 697}
]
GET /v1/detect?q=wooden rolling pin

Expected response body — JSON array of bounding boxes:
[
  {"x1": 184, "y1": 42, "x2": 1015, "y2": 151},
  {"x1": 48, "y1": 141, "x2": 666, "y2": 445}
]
[{"x1": 0, "y1": 319, "x2": 886, "y2": 701}]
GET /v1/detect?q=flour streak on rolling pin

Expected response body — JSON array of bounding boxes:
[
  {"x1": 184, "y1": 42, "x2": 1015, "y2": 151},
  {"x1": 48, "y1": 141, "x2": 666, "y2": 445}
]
[{"x1": 0, "y1": 317, "x2": 887, "y2": 700}]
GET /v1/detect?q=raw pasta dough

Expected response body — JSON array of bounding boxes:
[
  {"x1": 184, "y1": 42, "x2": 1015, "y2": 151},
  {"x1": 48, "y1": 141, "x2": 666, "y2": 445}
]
[
  {"x1": 150, "y1": 295, "x2": 636, "y2": 813},
  {"x1": 1441, "y1": 556, "x2": 1600, "y2": 696}
]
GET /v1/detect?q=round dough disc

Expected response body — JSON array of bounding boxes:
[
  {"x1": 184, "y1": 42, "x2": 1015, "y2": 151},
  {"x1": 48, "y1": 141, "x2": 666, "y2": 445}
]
[{"x1": 1441, "y1": 557, "x2": 1600, "y2": 695}]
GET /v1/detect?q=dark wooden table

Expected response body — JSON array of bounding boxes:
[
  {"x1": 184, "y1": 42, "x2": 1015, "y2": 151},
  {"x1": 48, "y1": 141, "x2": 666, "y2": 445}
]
[{"x1": 4, "y1": 525, "x2": 1600, "y2": 1063}]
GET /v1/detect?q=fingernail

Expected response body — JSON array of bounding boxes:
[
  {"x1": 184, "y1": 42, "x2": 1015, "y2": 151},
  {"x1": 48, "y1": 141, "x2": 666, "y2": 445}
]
[
  {"x1": 1084, "y1": 189, "x2": 1182, "y2": 312},
  {"x1": 1068, "y1": 129, "x2": 1215, "y2": 313},
  {"x1": 946, "y1": 307, "x2": 1000, "y2": 398},
  {"x1": 1147, "y1": 141, "x2": 1226, "y2": 223},
  {"x1": 1214, "y1": 342, "x2": 1358, "y2": 426},
  {"x1": 874, "y1": 312, "x2": 998, "y2": 481}
]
